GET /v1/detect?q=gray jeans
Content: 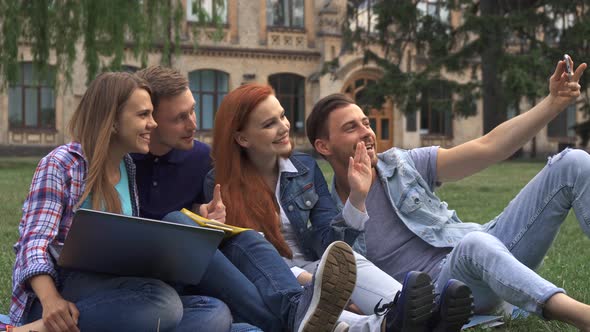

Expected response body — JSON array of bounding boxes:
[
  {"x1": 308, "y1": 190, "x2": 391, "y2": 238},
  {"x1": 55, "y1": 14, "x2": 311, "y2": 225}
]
[{"x1": 435, "y1": 148, "x2": 590, "y2": 316}]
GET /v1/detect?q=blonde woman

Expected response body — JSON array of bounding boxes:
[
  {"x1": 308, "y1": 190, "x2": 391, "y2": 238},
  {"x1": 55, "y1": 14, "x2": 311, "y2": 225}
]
[{"x1": 10, "y1": 72, "x2": 233, "y2": 332}]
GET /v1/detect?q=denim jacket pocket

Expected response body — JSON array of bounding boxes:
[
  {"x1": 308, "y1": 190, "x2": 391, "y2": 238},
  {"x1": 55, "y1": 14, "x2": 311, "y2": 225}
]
[
  {"x1": 294, "y1": 187, "x2": 319, "y2": 211},
  {"x1": 399, "y1": 186, "x2": 426, "y2": 214}
]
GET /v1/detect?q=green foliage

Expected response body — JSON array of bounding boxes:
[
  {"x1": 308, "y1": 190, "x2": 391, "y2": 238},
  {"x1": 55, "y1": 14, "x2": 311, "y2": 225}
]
[
  {"x1": 0, "y1": 0, "x2": 223, "y2": 87},
  {"x1": 346, "y1": 0, "x2": 590, "y2": 129}
]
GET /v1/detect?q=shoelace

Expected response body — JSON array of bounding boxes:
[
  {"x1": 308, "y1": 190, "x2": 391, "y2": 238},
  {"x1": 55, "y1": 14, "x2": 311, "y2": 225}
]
[{"x1": 373, "y1": 291, "x2": 401, "y2": 316}]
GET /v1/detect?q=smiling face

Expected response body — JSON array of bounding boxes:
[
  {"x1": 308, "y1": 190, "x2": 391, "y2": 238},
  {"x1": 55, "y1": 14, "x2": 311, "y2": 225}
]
[
  {"x1": 149, "y1": 88, "x2": 197, "y2": 155},
  {"x1": 236, "y1": 94, "x2": 292, "y2": 161},
  {"x1": 319, "y1": 103, "x2": 378, "y2": 169},
  {"x1": 112, "y1": 88, "x2": 157, "y2": 154}
]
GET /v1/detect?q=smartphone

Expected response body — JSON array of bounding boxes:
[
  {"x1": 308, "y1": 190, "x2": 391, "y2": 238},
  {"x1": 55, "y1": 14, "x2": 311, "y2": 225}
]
[{"x1": 564, "y1": 54, "x2": 573, "y2": 81}]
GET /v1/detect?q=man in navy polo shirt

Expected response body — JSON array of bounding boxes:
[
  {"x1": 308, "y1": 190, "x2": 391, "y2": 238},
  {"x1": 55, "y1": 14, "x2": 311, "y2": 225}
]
[{"x1": 132, "y1": 67, "x2": 225, "y2": 221}]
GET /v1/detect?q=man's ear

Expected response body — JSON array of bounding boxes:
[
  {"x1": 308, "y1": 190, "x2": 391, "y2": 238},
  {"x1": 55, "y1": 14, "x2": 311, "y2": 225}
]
[
  {"x1": 234, "y1": 132, "x2": 249, "y2": 148},
  {"x1": 314, "y1": 138, "x2": 332, "y2": 156}
]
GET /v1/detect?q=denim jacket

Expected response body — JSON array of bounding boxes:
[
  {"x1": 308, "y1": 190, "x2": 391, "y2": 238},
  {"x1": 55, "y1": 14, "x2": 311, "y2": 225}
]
[
  {"x1": 205, "y1": 152, "x2": 362, "y2": 261},
  {"x1": 333, "y1": 148, "x2": 492, "y2": 256}
]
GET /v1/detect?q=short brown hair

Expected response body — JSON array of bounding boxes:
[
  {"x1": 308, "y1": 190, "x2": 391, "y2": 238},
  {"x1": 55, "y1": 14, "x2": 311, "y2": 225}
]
[
  {"x1": 306, "y1": 93, "x2": 355, "y2": 148},
  {"x1": 136, "y1": 65, "x2": 188, "y2": 108}
]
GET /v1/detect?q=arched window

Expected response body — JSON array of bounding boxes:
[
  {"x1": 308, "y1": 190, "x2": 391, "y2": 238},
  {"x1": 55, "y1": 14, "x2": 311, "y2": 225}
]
[
  {"x1": 343, "y1": 75, "x2": 391, "y2": 146},
  {"x1": 189, "y1": 69, "x2": 229, "y2": 130},
  {"x1": 269, "y1": 73, "x2": 305, "y2": 133},
  {"x1": 9, "y1": 63, "x2": 56, "y2": 129},
  {"x1": 343, "y1": 77, "x2": 382, "y2": 111}
]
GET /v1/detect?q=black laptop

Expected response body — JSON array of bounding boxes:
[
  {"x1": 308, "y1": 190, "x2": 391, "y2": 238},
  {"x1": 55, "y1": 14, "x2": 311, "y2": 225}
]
[{"x1": 58, "y1": 208, "x2": 224, "y2": 285}]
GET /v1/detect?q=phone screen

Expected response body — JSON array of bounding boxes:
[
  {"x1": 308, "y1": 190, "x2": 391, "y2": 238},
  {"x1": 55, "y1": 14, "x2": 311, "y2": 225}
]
[{"x1": 564, "y1": 54, "x2": 573, "y2": 80}]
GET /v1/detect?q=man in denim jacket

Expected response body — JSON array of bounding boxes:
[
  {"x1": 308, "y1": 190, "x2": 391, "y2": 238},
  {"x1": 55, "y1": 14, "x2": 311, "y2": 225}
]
[{"x1": 306, "y1": 59, "x2": 590, "y2": 330}]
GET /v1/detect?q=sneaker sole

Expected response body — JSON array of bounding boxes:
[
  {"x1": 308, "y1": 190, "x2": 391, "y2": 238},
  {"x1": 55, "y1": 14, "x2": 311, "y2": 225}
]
[
  {"x1": 298, "y1": 241, "x2": 357, "y2": 332},
  {"x1": 401, "y1": 272, "x2": 436, "y2": 332},
  {"x1": 433, "y1": 281, "x2": 474, "y2": 332}
]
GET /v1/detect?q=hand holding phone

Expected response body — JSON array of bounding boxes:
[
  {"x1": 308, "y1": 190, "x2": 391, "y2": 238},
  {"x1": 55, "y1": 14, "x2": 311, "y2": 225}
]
[{"x1": 564, "y1": 54, "x2": 573, "y2": 81}]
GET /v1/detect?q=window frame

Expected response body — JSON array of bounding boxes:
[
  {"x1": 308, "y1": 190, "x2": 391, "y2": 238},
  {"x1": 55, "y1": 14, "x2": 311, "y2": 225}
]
[
  {"x1": 188, "y1": 69, "x2": 229, "y2": 131},
  {"x1": 8, "y1": 62, "x2": 56, "y2": 130},
  {"x1": 266, "y1": 0, "x2": 305, "y2": 29},
  {"x1": 187, "y1": 0, "x2": 228, "y2": 24},
  {"x1": 268, "y1": 73, "x2": 306, "y2": 134},
  {"x1": 419, "y1": 83, "x2": 453, "y2": 138}
]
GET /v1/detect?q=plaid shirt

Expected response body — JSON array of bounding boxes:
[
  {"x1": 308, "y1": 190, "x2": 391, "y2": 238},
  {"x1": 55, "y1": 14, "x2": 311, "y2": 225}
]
[{"x1": 10, "y1": 142, "x2": 139, "y2": 324}]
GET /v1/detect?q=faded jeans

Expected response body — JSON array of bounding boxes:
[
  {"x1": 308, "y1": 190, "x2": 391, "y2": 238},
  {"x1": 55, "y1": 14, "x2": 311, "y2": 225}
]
[
  {"x1": 25, "y1": 271, "x2": 233, "y2": 332},
  {"x1": 435, "y1": 148, "x2": 590, "y2": 316}
]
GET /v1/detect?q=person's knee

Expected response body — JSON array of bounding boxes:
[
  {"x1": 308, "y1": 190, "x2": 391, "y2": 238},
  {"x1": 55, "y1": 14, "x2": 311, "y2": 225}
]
[
  {"x1": 162, "y1": 210, "x2": 195, "y2": 226},
  {"x1": 548, "y1": 148, "x2": 590, "y2": 176},
  {"x1": 183, "y1": 296, "x2": 232, "y2": 331},
  {"x1": 457, "y1": 231, "x2": 500, "y2": 252},
  {"x1": 138, "y1": 279, "x2": 184, "y2": 330},
  {"x1": 230, "y1": 230, "x2": 265, "y2": 248}
]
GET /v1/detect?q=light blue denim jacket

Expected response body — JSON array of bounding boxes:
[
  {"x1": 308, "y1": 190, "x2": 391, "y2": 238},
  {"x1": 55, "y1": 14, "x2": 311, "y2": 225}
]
[
  {"x1": 332, "y1": 148, "x2": 493, "y2": 256},
  {"x1": 205, "y1": 152, "x2": 362, "y2": 261}
]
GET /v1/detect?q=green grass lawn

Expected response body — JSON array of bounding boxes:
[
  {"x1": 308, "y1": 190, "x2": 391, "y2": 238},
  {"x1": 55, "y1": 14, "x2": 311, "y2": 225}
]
[{"x1": 1, "y1": 157, "x2": 589, "y2": 331}]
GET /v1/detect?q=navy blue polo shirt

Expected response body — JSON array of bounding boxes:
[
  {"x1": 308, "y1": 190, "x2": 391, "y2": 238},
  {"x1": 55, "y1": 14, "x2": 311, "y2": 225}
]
[{"x1": 131, "y1": 140, "x2": 212, "y2": 220}]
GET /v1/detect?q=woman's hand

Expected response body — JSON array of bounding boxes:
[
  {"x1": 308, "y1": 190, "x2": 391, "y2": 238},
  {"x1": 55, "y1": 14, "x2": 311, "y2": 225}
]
[
  {"x1": 40, "y1": 295, "x2": 80, "y2": 332},
  {"x1": 347, "y1": 142, "x2": 372, "y2": 212},
  {"x1": 29, "y1": 275, "x2": 79, "y2": 332}
]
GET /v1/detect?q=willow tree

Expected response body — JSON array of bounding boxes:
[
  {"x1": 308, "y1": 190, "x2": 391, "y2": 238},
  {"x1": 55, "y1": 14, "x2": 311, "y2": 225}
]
[{"x1": 0, "y1": 0, "x2": 224, "y2": 87}]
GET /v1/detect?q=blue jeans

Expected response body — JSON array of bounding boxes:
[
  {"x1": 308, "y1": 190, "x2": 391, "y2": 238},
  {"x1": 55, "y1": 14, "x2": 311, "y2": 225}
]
[
  {"x1": 164, "y1": 212, "x2": 303, "y2": 331},
  {"x1": 25, "y1": 270, "x2": 232, "y2": 331},
  {"x1": 435, "y1": 148, "x2": 590, "y2": 316}
]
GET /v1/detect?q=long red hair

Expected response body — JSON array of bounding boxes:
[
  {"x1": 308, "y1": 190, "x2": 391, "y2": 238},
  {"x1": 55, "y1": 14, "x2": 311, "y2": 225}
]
[{"x1": 212, "y1": 83, "x2": 293, "y2": 258}]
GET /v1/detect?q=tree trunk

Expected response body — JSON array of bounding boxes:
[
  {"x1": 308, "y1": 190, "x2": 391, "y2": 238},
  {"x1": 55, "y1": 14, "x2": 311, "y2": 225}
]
[{"x1": 480, "y1": 0, "x2": 507, "y2": 134}]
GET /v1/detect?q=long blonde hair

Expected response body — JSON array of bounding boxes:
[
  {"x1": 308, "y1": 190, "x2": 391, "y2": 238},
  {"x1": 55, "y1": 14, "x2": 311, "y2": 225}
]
[{"x1": 69, "y1": 72, "x2": 151, "y2": 213}]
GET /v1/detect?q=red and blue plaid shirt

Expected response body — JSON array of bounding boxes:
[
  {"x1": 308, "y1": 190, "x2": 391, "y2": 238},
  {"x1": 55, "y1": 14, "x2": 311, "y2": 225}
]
[{"x1": 10, "y1": 142, "x2": 139, "y2": 324}]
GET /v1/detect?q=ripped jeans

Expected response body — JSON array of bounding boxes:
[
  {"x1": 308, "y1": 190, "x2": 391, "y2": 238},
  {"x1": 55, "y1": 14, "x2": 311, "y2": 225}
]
[{"x1": 435, "y1": 148, "x2": 590, "y2": 316}]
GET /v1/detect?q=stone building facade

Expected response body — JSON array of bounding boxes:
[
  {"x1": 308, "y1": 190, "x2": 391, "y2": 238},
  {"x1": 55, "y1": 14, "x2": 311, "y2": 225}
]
[{"x1": 0, "y1": 0, "x2": 582, "y2": 156}]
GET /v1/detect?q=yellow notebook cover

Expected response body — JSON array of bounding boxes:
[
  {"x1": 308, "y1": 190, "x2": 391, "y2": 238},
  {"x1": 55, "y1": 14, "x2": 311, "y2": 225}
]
[{"x1": 180, "y1": 208, "x2": 250, "y2": 238}]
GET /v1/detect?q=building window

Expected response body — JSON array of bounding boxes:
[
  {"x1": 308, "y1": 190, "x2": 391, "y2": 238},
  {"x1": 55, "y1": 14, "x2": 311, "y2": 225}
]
[
  {"x1": 267, "y1": 0, "x2": 304, "y2": 28},
  {"x1": 187, "y1": 0, "x2": 227, "y2": 24},
  {"x1": 189, "y1": 69, "x2": 229, "y2": 130},
  {"x1": 544, "y1": 6, "x2": 575, "y2": 44},
  {"x1": 343, "y1": 77, "x2": 384, "y2": 112},
  {"x1": 419, "y1": 82, "x2": 452, "y2": 137},
  {"x1": 9, "y1": 63, "x2": 56, "y2": 130},
  {"x1": 417, "y1": 0, "x2": 449, "y2": 23},
  {"x1": 548, "y1": 104, "x2": 576, "y2": 138},
  {"x1": 351, "y1": 0, "x2": 378, "y2": 34},
  {"x1": 269, "y1": 73, "x2": 305, "y2": 133}
]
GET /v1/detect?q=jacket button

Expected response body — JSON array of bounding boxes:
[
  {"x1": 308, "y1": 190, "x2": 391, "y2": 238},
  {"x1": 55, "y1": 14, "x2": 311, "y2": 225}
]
[
  {"x1": 288, "y1": 205, "x2": 294, "y2": 211},
  {"x1": 305, "y1": 200, "x2": 312, "y2": 207}
]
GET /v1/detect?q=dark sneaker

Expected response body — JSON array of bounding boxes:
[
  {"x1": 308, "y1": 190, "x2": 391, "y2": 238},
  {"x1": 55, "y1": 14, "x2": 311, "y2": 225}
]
[
  {"x1": 430, "y1": 279, "x2": 474, "y2": 332},
  {"x1": 293, "y1": 241, "x2": 357, "y2": 332},
  {"x1": 375, "y1": 271, "x2": 435, "y2": 332}
]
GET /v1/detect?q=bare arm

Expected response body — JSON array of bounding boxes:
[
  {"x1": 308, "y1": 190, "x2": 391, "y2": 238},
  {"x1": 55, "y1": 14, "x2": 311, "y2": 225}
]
[
  {"x1": 29, "y1": 275, "x2": 79, "y2": 332},
  {"x1": 437, "y1": 59, "x2": 587, "y2": 182}
]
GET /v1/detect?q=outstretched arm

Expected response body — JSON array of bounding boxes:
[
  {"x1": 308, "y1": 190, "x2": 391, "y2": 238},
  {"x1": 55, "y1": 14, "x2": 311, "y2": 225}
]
[{"x1": 437, "y1": 58, "x2": 587, "y2": 182}]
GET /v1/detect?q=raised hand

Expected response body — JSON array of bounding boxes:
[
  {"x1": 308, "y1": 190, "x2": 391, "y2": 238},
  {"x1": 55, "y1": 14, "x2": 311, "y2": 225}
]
[
  {"x1": 199, "y1": 184, "x2": 227, "y2": 223},
  {"x1": 549, "y1": 57, "x2": 587, "y2": 107},
  {"x1": 347, "y1": 141, "x2": 373, "y2": 212}
]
